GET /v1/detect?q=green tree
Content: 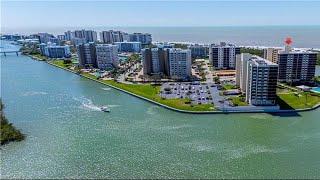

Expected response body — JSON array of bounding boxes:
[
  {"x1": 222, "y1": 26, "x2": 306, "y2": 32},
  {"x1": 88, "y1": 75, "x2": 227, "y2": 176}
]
[{"x1": 0, "y1": 99, "x2": 25, "y2": 145}]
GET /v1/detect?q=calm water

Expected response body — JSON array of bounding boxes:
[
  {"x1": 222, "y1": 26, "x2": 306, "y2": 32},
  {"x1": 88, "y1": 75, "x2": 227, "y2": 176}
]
[
  {"x1": 1, "y1": 42, "x2": 320, "y2": 178},
  {"x1": 6, "y1": 26, "x2": 320, "y2": 48}
]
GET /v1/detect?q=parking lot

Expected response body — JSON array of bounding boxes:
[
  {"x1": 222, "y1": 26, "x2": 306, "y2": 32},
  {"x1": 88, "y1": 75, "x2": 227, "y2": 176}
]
[{"x1": 160, "y1": 82, "x2": 231, "y2": 107}]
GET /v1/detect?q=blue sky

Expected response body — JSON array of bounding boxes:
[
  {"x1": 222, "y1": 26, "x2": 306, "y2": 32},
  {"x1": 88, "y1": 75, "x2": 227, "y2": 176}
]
[{"x1": 1, "y1": 1, "x2": 320, "y2": 30}]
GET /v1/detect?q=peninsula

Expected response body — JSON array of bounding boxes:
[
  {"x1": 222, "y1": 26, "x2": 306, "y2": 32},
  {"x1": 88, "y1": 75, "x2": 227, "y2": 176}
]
[{"x1": 2, "y1": 31, "x2": 320, "y2": 113}]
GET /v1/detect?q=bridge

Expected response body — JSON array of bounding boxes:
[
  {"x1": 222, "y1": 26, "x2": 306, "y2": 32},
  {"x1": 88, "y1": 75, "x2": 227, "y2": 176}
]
[{"x1": 0, "y1": 50, "x2": 20, "y2": 56}]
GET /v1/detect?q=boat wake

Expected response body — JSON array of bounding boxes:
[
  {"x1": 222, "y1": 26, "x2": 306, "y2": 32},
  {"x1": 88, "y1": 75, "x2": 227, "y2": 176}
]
[
  {"x1": 73, "y1": 96, "x2": 119, "y2": 111},
  {"x1": 101, "y1": 87, "x2": 111, "y2": 91},
  {"x1": 73, "y1": 97, "x2": 101, "y2": 111},
  {"x1": 21, "y1": 91, "x2": 48, "y2": 96}
]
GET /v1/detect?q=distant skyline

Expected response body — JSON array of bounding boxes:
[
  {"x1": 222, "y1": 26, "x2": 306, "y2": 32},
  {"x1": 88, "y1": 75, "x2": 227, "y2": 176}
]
[{"x1": 1, "y1": 1, "x2": 320, "y2": 33}]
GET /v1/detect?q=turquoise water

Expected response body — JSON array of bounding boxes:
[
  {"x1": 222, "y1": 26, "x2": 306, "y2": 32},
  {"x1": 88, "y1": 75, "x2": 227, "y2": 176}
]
[
  {"x1": 311, "y1": 87, "x2": 320, "y2": 93},
  {"x1": 1, "y1": 42, "x2": 320, "y2": 178}
]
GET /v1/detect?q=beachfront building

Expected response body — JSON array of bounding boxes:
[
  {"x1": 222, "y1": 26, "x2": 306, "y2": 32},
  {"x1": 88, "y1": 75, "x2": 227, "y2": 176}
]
[
  {"x1": 168, "y1": 48, "x2": 192, "y2": 79},
  {"x1": 72, "y1": 38, "x2": 87, "y2": 46},
  {"x1": 129, "y1": 33, "x2": 152, "y2": 45},
  {"x1": 64, "y1": 31, "x2": 74, "y2": 41},
  {"x1": 73, "y1": 29, "x2": 97, "y2": 43},
  {"x1": 77, "y1": 42, "x2": 97, "y2": 68},
  {"x1": 209, "y1": 42, "x2": 240, "y2": 69},
  {"x1": 263, "y1": 48, "x2": 281, "y2": 63},
  {"x1": 37, "y1": 33, "x2": 55, "y2": 44},
  {"x1": 40, "y1": 43, "x2": 71, "y2": 58},
  {"x1": 236, "y1": 54, "x2": 278, "y2": 106},
  {"x1": 278, "y1": 49, "x2": 317, "y2": 84},
  {"x1": 48, "y1": 37, "x2": 60, "y2": 45},
  {"x1": 100, "y1": 30, "x2": 128, "y2": 44},
  {"x1": 115, "y1": 42, "x2": 141, "y2": 53},
  {"x1": 142, "y1": 48, "x2": 168, "y2": 76},
  {"x1": 142, "y1": 48, "x2": 191, "y2": 79},
  {"x1": 188, "y1": 44, "x2": 209, "y2": 59},
  {"x1": 95, "y1": 44, "x2": 119, "y2": 69},
  {"x1": 57, "y1": 35, "x2": 66, "y2": 41}
]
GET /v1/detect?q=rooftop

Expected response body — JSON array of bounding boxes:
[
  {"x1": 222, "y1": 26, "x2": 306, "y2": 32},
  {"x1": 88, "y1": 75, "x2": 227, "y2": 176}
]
[{"x1": 250, "y1": 55, "x2": 278, "y2": 67}]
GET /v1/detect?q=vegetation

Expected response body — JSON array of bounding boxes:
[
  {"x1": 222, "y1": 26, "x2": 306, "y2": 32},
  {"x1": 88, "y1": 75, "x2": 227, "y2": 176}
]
[
  {"x1": 317, "y1": 52, "x2": 320, "y2": 65},
  {"x1": 313, "y1": 76, "x2": 320, "y2": 84},
  {"x1": 222, "y1": 84, "x2": 237, "y2": 90},
  {"x1": 174, "y1": 43, "x2": 188, "y2": 49},
  {"x1": 50, "y1": 58, "x2": 320, "y2": 111},
  {"x1": 51, "y1": 60, "x2": 72, "y2": 68},
  {"x1": 240, "y1": 47, "x2": 264, "y2": 57},
  {"x1": 31, "y1": 54, "x2": 47, "y2": 61},
  {"x1": 20, "y1": 44, "x2": 40, "y2": 55},
  {"x1": 277, "y1": 92, "x2": 320, "y2": 109},
  {"x1": 1, "y1": 100, "x2": 25, "y2": 145},
  {"x1": 48, "y1": 61, "x2": 215, "y2": 111},
  {"x1": 80, "y1": 73, "x2": 215, "y2": 111},
  {"x1": 229, "y1": 96, "x2": 248, "y2": 106},
  {"x1": 128, "y1": 54, "x2": 141, "y2": 62}
]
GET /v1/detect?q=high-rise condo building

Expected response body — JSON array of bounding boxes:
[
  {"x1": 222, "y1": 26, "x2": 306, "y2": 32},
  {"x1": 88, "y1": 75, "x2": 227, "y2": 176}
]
[
  {"x1": 209, "y1": 42, "x2": 240, "y2": 69},
  {"x1": 77, "y1": 42, "x2": 97, "y2": 68},
  {"x1": 37, "y1": 33, "x2": 55, "y2": 44},
  {"x1": 263, "y1": 48, "x2": 281, "y2": 63},
  {"x1": 84, "y1": 30, "x2": 98, "y2": 43},
  {"x1": 278, "y1": 49, "x2": 317, "y2": 83},
  {"x1": 40, "y1": 43, "x2": 71, "y2": 58},
  {"x1": 168, "y1": 48, "x2": 192, "y2": 79},
  {"x1": 57, "y1": 35, "x2": 66, "y2": 41},
  {"x1": 48, "y1": 37, "x2": 60, "y2": 45},
  {"x1": 129, "y1": 33, "x2": 152, "y2": 45},
  {"x1": 236, "y1": 53, "x2": 278, "y2": 106},
  {"x1": 142, "y1": 48, "x2": 168, "y2": 76},
  {"x1": 142, "y1": 48, "x2": 191, "y2": 79},
  {"x1": 188, "y1": 44, "x2": 209, "y2": 58},
  {"x1": 74, "y1": 29, "x2": 97, "y2": 43},
  {"x1": 95, "y1": 44, "x2": 119, "y2": 69},
  {"x1": 114, "y1": 42, "x2": 141, "y2": 53},
  {"x1": 100, "y1": 30, "x2": 126, "y2": 44},
  {"x1": 64, "y1": 31, "x2": 74, "y2": 41}
]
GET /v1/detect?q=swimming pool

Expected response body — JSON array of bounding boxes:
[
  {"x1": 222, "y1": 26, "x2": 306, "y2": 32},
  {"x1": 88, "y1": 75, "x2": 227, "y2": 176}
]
[{"x1": 311, "y1": 87, "x2": 320, "y2": 93}]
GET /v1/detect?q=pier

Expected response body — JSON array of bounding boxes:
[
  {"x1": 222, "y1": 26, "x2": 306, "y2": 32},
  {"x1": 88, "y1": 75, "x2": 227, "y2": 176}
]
[{"x1": 0, "y1": 50, "x2": 20, "y2": 56}]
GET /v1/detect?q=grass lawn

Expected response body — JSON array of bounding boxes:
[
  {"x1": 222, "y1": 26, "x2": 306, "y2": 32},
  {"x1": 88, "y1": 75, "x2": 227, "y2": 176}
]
[
  {"x1": 222, "y1": 84, "x2": 237, "y2": 90},
  {"x1": 51, "y1": 60, "x2": 73, "y2": 68},
  {"x1": 229, "y1": 96, "x2": 248, "y2": 106},
  {"x1": 101, "y1": 80, "x2": 215, "y2": 111},
  {"x1": 31, "y1": 54, "x2": 47, "y2": 61},
  {"x1": 77, "y1": 72, "x2": 215, "y2": 111},
  {"x1": 277, "y1": 92, "x2": 320, "y2": 109}
]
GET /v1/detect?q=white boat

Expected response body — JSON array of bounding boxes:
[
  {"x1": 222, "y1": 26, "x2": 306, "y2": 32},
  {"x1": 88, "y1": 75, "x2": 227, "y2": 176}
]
[{"x1": 100, "y1": 106, "x2": 110, "y2": 112}]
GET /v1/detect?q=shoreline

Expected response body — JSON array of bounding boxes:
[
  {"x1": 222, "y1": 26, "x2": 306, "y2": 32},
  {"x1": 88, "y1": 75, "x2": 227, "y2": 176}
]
[{"x1": 44, "y1": 59, "x2": 320, "y2": 114}]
